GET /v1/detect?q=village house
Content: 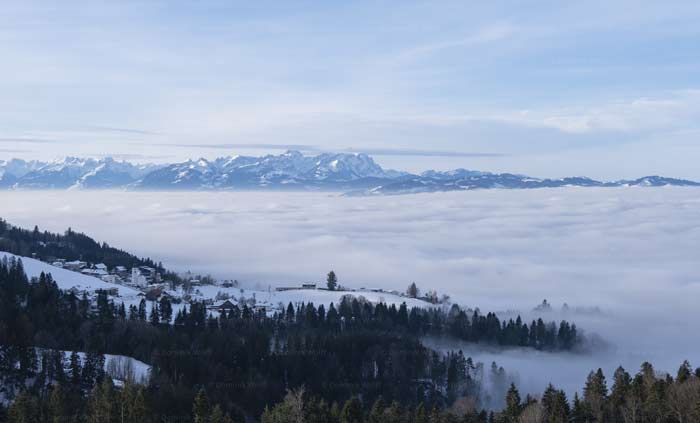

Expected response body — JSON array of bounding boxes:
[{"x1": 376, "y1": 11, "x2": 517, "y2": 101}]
[
  {"x1": 208, "y1": 299, "x2": 237, "y2": 313},
  {"x1": 64, "y1": 260, "x2": 87, "y2": 271}
]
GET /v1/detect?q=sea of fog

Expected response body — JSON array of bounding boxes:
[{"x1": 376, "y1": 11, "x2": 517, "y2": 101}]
[{"x1": 1, "y1": 187, "x2": 699, "y2": 398}]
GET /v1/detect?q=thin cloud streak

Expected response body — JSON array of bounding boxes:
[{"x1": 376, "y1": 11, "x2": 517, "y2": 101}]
[
  {"x1": 87, "y1": 126, "x2": 160, "y2": 136},
  {"x1": 344, "y1": 148, "x2": 506, "y2": 158},
  {"x1": 164, "y1": 143, "x2": 320, "y2": 152},
  {"x1": 163, "y1": 143, "x2": 505, "y2": 158},
  {"x1": 0, "y1": 137, "x2": 56, "y2": 144}
]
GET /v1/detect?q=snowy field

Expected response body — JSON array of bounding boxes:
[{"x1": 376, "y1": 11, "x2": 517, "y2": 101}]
[
  {"x1": 1, "y1": 187, "x2": 700, "y2": 396},
  {"x1": 193, "y1": 283, "x2": 436, "y2": 310},
  {"x1": 0, "y1": 251, "x2": 140, "y2": 298}
]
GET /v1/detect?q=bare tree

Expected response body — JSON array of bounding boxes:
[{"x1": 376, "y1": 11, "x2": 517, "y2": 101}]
[
  {"x1": 282, "y1": 386, "x2": 306, "y2": 423},
  {"x1": 519, "y1": 402, "x2": 544, "y2": 423},
  {"x1": 621, "y1": 395, "x2": 642, "y2": 423},
  {"x1": 450, "y1": 396, "x2": 477, "y2": 416},
  {"x1": 668, "y1": 378, "x2": 700, "y2": 423}
]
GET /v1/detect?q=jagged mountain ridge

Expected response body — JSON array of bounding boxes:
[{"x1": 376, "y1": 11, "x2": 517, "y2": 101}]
[
  {"x1": 354, "y1": 173, "x2": 700, "y2": 196},
  {"x1": 1, "y1": 152, "x2": 698, "y2": 194},
  {"x1": 0, "y1": 157, "x2": 160, "y2": 189}
]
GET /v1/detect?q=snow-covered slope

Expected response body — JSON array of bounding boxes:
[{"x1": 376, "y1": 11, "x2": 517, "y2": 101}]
[
  {"x1": 1, "y1": 157, "x2": 160, "y2": 189},
  {"x1": 70, "y1": 157, "x2": 159, "y2": 189},
  {"x1": 58, "y1": 351, "x2": 150, "y2": 384},
  {"x1": 103, "y1": 354, "x2": 150, "y2": 384},
  {"x1": 0, "y1": 159, "x2": 43, "y2": 179},
  {"x1": 192, "y1": 284, "x2": 439, "y2": 311},
  {"x1": 133, "y1": 150, "x2": 392, "y2": 189},
  {"x1": 0, "y1": 251, "x2": 140, "y2": 297}
]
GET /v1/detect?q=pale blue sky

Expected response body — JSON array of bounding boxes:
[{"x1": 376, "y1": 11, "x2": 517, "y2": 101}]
[{"x1": 1, "y1": 1, "x2": 699, "y2": 178}]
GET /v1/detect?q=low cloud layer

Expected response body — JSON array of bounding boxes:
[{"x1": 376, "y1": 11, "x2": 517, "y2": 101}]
[{"x1": 1, "y1": 187, "x2": 699, "y2": 396}]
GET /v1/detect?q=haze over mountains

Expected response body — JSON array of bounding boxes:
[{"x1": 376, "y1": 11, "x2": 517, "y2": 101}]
[{"x1": 1, "y1": 151, "x2": 698, "y2": 195}]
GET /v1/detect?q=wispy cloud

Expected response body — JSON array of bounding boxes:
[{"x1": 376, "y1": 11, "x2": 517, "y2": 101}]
[
  {"x1": 0, "y1": 137, "x2": 56, "y2": 144},
  {"x1": 0, "y1": 1, "x2": 699, "y2": 175},
  {"x1": 92, "y1": 153, "x2": 173, "y2": 161},
  {"x1": 383, "y1": 23, "x2": 517, "y2": 66},
  {"x1": 343, "y1": 148, "x2": 505, "y2": 158},
  {"x1": 0, "y1": 148, "x2": 32, "y2": 153},
  {"x1": 498, "y1": 90, "x2": 700, "y2": 134},
  {"x1": 162, "y1": 143, "x2": 505, "y2": 158},
  {"x1": 165, "y1": 143, "x2": 319, "y2": 152},
  {"x1": 87, "y1": 126, "x2": 160, "y2": 136}
]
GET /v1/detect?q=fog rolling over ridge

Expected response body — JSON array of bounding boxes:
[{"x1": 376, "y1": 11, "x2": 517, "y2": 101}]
[{"x1": 1, "y1": 187, "x2": 699, "y2": 396}]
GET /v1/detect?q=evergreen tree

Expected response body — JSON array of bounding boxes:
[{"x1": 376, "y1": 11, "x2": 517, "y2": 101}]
[
  {"x1": 330, "y1": 402, "x2": 341, "y2": 422},
  {"x1": 7, "y1": 391, "x2": 38, "y2": 423},
  {"x1": 541, "y1": 384, "x2": 569, "y2": 423},
  {"x1": 340, "y1": 397, "x2": 363, "y2": 423},
  {"x1": 69, "y1": 351, "x2": 81, "y2": 388},
  {"x1": 159, "y1": 296, "x2": 173, "y2": 324},
  {"x1": 87, "y1": 379, "x2": 116, "y2": 423},
  {"x1": 570, "y1": 393, "x2": 586, "y2": 423},
  {"x1": 503, "y1": 383, "x2": 522, "y2": 421},
  {"x1": 49, "y1": 384, "x2": 68, "y2": 423},
  {"x1": 131, "y1": 387, "x2": 148, "y2": 423},
  {"x1": 677, "y1": 360, "x2": 692, "y2": 384},
  {"x1": 414, "y1": 403, "x2": 428, "y2": 423},
  {"x1": 368, "y1": 397, "x2": 385, "y2": 423},
  {"x1": 209, "y1": 405, "x2": 227, "y2": 423},
  {"x1": 326, "y1": 271, "x2": 338, "y2": 291},
  {"x1": 583, "y1": 369, "x2": 607, "y2": 422},
  {"x1": 407, "y1": 282, "x2": 419, "y2": 298},
  {"x1": 137, "y1": 299, "x2": 147, "y2": 321},
  {"x1": 385, "y1": 401, "x2": 403, "y2": 423},
  {"x1": 193, "y1": 388, "x2": 211, "y2": 423},
  {"x1": 149, "y1": 302, "x2": 160, "y2": 326},
  {"x1": 609, "y1": 366, "x2": 631, "y2": 422}
]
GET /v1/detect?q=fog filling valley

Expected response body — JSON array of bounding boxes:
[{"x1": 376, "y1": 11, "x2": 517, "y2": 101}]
[{"x1": 2, "y1": 188, "x2": 699, "y2": 398}]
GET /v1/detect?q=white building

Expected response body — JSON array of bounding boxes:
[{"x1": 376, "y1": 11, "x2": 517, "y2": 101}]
[
  {"x1": 101, "y1": 274, "x2": 119, "y2": 284},
  {"x1": 131, "y1": 268, "x2": 148, "y2": 288}
]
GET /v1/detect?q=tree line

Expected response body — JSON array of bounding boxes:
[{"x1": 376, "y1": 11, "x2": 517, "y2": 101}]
[
  {"x1": 0, "y1": 218, "x2": 178, "y2": 280},
  {"x1": 260, "y1": 360, "x2": 700, "y2": 423},
  {"x1": 7, "y1": 355, "x2": 698, "y2": 422},
  {"x1": 0, "y1": 256, "x2": 583, "y2": 420}
]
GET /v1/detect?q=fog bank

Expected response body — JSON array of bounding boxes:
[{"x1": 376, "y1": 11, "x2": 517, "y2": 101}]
[{"x1": 1, "y1": 187, "x2": 699, "y2": 396}]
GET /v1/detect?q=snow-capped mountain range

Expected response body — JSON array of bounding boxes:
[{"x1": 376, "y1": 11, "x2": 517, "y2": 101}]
[
  {"x1": 1, "y1": 151, "x2": 698, "y2": 194},
  {"x1": 0, "y1": 157, "x2": 160, "y2": 189}
]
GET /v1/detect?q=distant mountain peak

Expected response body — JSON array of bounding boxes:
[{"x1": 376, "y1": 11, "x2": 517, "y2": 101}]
[{"x1": 0, "y1": 151, "x2": 698, "y2": 194}]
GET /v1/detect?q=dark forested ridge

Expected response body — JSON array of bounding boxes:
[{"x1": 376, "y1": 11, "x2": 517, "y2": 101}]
[
  {"x1": 0, "y1": 218, "x2": 179, "y2": 281},
  {"x1": 261, "y1": 359, "x2": 700, "y2": 423},
  {"x1": 0, "y1": 251, "x2": 588, "y2": 422},
  {"x1": 1, "y1": 257, "x2": 699, "y2": 422}
]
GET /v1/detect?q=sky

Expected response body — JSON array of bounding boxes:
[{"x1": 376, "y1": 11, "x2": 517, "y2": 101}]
[
  {"x1": 1, "y1": 187, "x2": 699, "y2": 396},
  {"x1": 1, "y1": 1, "x2": 699, "y2": 178}
]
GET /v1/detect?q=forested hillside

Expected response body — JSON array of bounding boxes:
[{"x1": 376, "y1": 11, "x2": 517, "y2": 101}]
[
  {"x1": 1, "y1": 256, "x2": 698, "y2": 421},
  {"x1": 0, "y1": 218, "x2": 180, "y2": 282},
  {"x1": 0, "y1": 254, "x2": 584, "y2": 422}
]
